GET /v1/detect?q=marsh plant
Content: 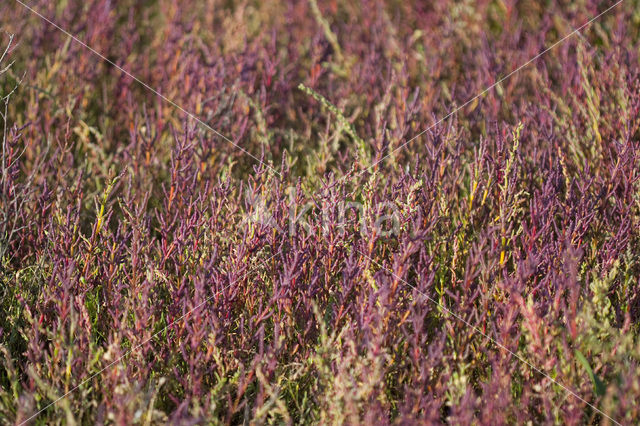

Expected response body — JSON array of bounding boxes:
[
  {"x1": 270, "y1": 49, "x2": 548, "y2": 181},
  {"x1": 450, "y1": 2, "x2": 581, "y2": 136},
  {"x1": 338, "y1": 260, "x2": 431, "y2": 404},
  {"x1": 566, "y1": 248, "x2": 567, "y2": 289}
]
[{"x1": 1, "y1": 0, "x2": 640, "y2": 425}]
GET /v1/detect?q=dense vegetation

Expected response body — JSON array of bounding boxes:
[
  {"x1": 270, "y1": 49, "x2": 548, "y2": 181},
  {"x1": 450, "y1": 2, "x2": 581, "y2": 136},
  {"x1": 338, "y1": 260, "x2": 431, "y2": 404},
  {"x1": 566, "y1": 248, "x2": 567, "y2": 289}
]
[{"x1": 2, "y1": 0, "x2": 640, "y2": 424}]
